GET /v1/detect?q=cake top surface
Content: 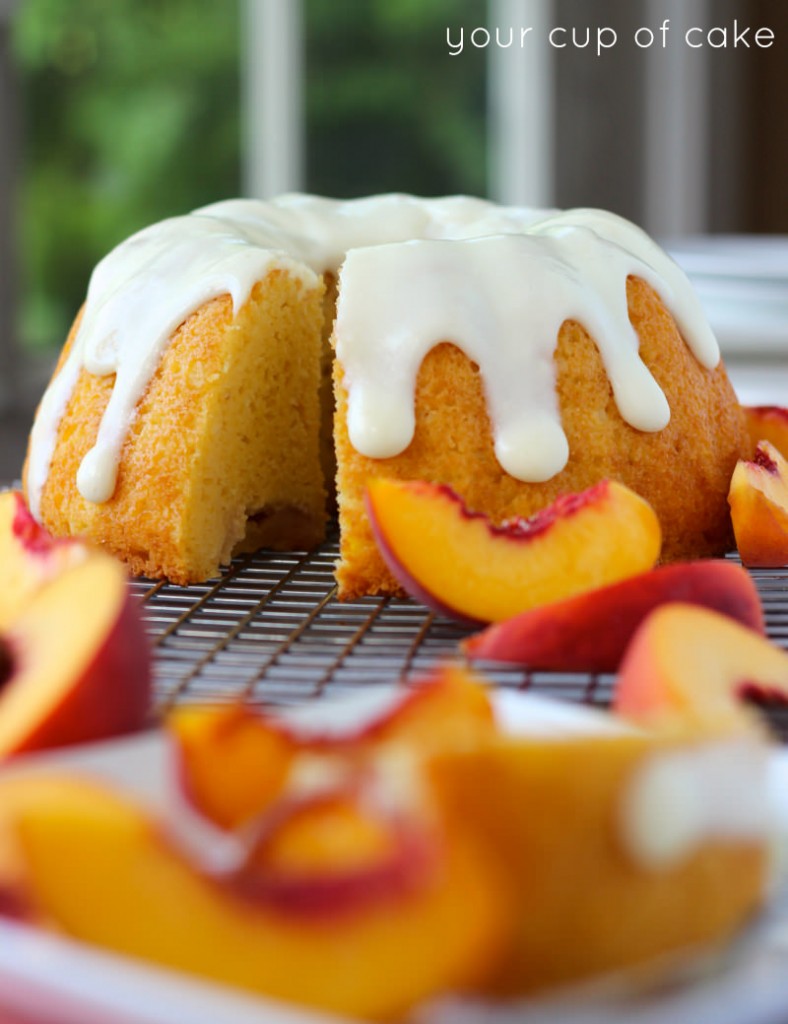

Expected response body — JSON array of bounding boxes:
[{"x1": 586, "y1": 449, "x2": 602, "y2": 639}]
[{"x1": 26, "y1": 194, "x2": 720, "y2": 518}]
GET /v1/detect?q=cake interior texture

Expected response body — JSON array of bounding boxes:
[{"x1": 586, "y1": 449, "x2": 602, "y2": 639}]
[
  {"x1": 31, "y1": 271, "x2": 327, "y2": 584},
  {"x1": 23, "y1": 195, "x2": 750, "y2": 592}
]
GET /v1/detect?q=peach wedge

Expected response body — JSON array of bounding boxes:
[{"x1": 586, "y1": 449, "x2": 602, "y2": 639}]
[
  {"x1": 359, "y1": 665, "x2": 496, "y2": 749},
  {"x1": 170, "y1": 705, "x2": 297, "y2": 831},
  {"x1": 615, "y1": 603, "x2": 788, "y2": 731},
  {"x1": 743, "y1": 405, "x2": 788, "y2": 460},
  {"x1": 429, "y1": 727, "x2": 767, "y2": 993},
  {"x1": 0, "y1": 775, "x2": 506, "y2": 1020},
  {"x1": 729, "y1": 440, "x2": 788, "y2": 567},
  {"x1": 0, "y1": 552, "x2": 151, "y2": 757},
  {"x1": 170, "y1": 666, "x2": 496, "y2": 831},
  {"x1": 465, "y1": 561, "x2": 764, "y2": 672},
  {"x1": 366, "y1": 478, "x2": 661, "y2": 624}
]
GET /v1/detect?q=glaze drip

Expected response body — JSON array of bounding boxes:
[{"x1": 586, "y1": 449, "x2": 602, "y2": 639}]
[
  {"x1": 335, "y1": 225, "x2": 684, "y2": 481},
  {"x1": 26, "y1": 195, "x2": 720, "y2": 518}
]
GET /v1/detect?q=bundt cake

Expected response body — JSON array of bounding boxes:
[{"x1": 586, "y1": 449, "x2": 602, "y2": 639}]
[{"x1": 23, "y1": 194, "x2": 749, "y2": 590}]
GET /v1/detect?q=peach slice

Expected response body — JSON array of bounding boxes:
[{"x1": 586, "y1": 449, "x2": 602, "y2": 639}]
[
  {"x1": 365, "y1": 478, "x2": 662, "y2": 624},
  {"x1": 0, "y1": 491, "x2": 86, "y2": 628},
  {"x1": 0, "y1": 776, "x2": 73, "y2": 925},
  {"x1": 429, "y1": 727, "x2": 767, "y2": 993},
  {"x1": 0, "y1": 775, "x2": 507, "y2": 1019},
  {"x1": 362, "y1": 665, "x2": 496, "y2": 749},
  {"x1": 465, "y1": 561, "x2": 764, "y2": 672},
  {"x1": 615, "y1": 603, "x2": 788, "y2": 731},
  {"x1": 0, "y1": 553, "x2": 151, "y2": 757},
  {"x1": 171, "y1": 706, "x2": 298, "y2": 831},
  {"x1": 170, "y1": 665, "x2": 496, "y2": 830},
  {"x1": 729, "y1": 440, "x2": 788, "y2": 567},
  {"x1": 235, "y1": 790, "x2": 437, "y2": 916},
  {"x1": 743, "y1": 405, "x2": 788, "y2": 460}
]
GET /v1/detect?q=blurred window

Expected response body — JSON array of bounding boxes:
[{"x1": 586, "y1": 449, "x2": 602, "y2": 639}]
[
  {"x1": 6, "y1": 0, "x2": 786, "y2": 377},
  {"x1": 303, "y1": 0, "x2": 487, "y2": 199},
  {"x1": 10, "y1": 0, "x2": 488, "y2": 358},
  {"x1": 11, "y1": 0, "x2": 242, "y2": 354}
]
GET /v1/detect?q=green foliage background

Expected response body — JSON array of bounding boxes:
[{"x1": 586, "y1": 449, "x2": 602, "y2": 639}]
[
  {"x1": 305, "y1": 0, "x2": 486, "y2": 198},
  {"x1": 12, "y1": 0, "x2": 486, "y2": 351}
]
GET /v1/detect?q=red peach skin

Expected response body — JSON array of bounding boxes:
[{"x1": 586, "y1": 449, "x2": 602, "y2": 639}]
[
  {"x1": 366, "y1": 478, "x2": 662, "y2": 624},
  {"x1": 465, "y1": 561, "x2": 764, "y2": 672}
]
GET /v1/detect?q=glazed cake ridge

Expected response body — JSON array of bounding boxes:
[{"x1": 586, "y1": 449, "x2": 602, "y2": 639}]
[
  {"x1": 26, "y1": 193, "x2": 720, "y2": 522},
  {"x1": 334, "y1": 225, "x2": 716, "y2": 482}
]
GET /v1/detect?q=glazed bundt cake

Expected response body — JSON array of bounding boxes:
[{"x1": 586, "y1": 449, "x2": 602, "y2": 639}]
[{"x1": 23, "y1": 195, "x2": 748, "y2": 590}]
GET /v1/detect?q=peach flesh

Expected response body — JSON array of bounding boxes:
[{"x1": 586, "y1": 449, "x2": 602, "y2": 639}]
[
  {"x1": 348, "y1": 666, "x2": 496, "y2": 749},
  {"x1": 172, "y1": 667, "x2": 496, "y2": 832},
  {"x1": 614, "y1": 603, "x2": 788, "y2": 730},
  {"x1": 1, "y1": 776, "x2": 506, "y2": 1020},
  {"x1": 171, "y1": 706, "x2": 296, "y2": 831},
  {"x1": 729, "y1": 440, "x2": 788, "y2": 568},
  {"x1": 286, "y1": 666, "x2": 495, "y2": 748},
  {"x1": 366, "y1": 478, "x2": 661, "y2": 624},
  {"x1": 429, "y1": 728, "x2": 767, "y2": 994}
]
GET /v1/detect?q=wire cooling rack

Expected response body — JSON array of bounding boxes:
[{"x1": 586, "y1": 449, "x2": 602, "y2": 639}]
[{"x1": 131, "y1": 538, "x2": 788, "y2": 732}]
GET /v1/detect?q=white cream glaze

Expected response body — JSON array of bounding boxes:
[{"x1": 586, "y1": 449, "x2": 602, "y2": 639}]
[
  {"x1": 336, "y1": 229, "x2": 676, "y2": 479},
  {"x1": 27, "y1": 208, "x2": 323, "y2": 513},
  {"x1": 620, "y1": 736, "x2": 770, "y2": 871},
  {"x1": 26, "y1": 194, "x2": 720, "y2": 517}
]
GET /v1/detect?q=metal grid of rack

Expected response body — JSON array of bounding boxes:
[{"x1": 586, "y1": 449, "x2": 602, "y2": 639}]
[{"x1": 132, "y1": 540, "x2": 788, "y2": 733}]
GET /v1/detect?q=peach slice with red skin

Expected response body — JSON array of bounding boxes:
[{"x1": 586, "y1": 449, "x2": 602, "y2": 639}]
[
  {"x1": 0, "y1": 553, "x2": 151, "y2": 758},
  {"x1": 743, "y1": 405, "x2": 788, "y2": 460},
  {"x1": 465, "y1": 561, "x2": 764, "y2": 672},
  {"x1": 429, "y1": 726, "x2": 767, "y2": 994},
  {"x1": 615, "y1": 603, "x2": 788, "y2": 730},
  {"x1": 235, "y1": 789, "x2": 437, "y2": 917},
  {"x1": 171, "y1": 705, "x2": 297, "y2": 831},
  {"x1": 728, "y1": 441, "x2": 788, "y2": 567},
  {"x1": 0, "y1": 774, "x2": 507, "y2": 1020},
  {"x1": 0, "y1": 491, "x2": 86, "y2": 628},
  {"x1": 365, "y1": 478, "x2": 662, "y2": 624},
  {"x1": 171, "y1": 665, "x2": 496, "y2": 831},
  {"x1": 350, "y1": 664, "x2": 496, "y2": 749}
]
